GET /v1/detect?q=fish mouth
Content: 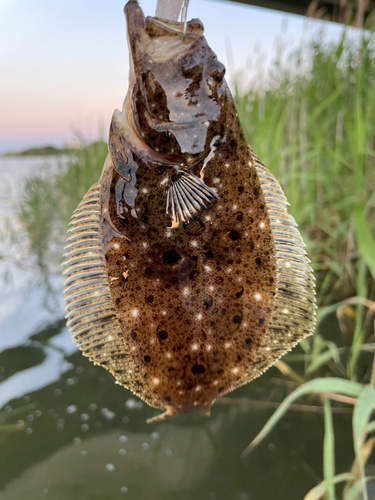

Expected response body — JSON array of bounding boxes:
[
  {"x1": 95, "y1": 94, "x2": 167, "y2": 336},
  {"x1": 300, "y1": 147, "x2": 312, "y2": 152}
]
[{"x1": 124, "y1": 0, "x2": 204, "y2": 40}]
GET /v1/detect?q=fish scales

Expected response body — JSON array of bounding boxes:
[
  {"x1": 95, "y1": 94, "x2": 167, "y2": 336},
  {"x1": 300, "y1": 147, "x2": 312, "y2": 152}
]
[{"x1": 62, "y1": 0, "x2": 316, "y2": 421}]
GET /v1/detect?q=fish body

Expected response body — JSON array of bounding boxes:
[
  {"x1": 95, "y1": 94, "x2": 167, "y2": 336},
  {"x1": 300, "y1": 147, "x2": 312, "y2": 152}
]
[{"x1": 63, "y1": 0, "x2": 315, "y2": 421}]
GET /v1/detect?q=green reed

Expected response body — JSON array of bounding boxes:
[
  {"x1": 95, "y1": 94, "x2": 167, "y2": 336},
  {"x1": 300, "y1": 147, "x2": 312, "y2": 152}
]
[{"x1": 235, "y1": 29, "x2": 375, "y2": 306}]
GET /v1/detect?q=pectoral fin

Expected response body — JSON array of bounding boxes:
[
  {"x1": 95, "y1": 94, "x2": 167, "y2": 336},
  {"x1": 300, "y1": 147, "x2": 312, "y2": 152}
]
[{"x1": 166, "y1": 171, "x2": 218, "y2": 226}]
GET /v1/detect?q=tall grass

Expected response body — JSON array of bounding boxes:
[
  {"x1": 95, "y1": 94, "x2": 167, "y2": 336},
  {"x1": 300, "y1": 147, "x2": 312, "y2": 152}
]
[
  {"x1": 235, "y1": 29, "x2": 375, "y2": 305},
  {"x1": 233, "y1": 28, "x2": 375, "y2": 498}
]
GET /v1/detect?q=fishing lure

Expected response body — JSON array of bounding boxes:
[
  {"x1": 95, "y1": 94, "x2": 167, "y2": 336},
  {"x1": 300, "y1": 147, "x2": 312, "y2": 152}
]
[{"x1": 62, "y1": 0, "x2": 315, "y2": 421}]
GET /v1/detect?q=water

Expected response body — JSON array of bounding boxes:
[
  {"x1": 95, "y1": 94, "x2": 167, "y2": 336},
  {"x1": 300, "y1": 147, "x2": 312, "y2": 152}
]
[{"x1": 0, "y1": 156, "x2": 353, "y2": 500}]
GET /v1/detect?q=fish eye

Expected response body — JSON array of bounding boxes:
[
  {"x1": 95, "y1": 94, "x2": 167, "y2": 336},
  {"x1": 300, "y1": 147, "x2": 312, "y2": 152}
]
[
  {"x1": 181, "y1": 55, "x2": 201, "y2": 78},
  {"x1": 208, "y1": 60, "x2": 226, "y2": 84}
]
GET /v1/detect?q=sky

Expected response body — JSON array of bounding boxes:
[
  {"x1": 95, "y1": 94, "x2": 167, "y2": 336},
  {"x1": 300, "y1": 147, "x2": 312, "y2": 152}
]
[{"x1": 0, "y1": 0, "x2": 345, "y2": 153}]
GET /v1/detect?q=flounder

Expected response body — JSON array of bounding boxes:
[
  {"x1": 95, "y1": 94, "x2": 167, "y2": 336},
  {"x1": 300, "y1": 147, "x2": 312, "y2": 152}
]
[{"x1": 62, "y1": 0, "x2": 315, "y2": 421}]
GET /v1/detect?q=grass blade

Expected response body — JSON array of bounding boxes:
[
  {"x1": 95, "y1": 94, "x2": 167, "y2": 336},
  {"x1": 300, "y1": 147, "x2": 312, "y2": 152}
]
[
  {"x1": 344, "y1": 477, "x2": 375, "y2": 500},
  {"x1": 241, "y1": 378, "x2": 363, "y2": 458},
  {"x1": 304, "y1": 473, "x2": 355, "y2": 500},
  {"x1": 352, "y1": 386, "x2": 375, "y2": 500},
  {"x1": 323, "y1": 398, "x2": 335, "y2": 500},
  {"x1": 353, "y1": 204, "x2": 375, "y2": 281}
]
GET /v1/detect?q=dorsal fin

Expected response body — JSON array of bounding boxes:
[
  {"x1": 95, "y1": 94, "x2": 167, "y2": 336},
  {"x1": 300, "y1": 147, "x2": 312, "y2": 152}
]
[
  {"x1": 62, "y1": 183, "x2": 159, "y2": 409},
  {"x1": 248, "y1": 155, "x2": 316, "y2": 379}
]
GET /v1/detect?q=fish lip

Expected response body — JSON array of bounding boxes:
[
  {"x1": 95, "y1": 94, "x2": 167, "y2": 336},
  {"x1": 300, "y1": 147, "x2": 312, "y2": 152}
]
[{"x1": 124, "y1": 0, "x2": 203, "y2": 37}]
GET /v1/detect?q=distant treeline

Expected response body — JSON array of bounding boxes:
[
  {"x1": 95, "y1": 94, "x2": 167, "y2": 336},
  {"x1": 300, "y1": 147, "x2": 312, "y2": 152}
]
[
  {"x1": 3, "y1": 141, "x2": 108, "y2": 157},
  {"x1": 4, "y1": 145, "x2": 76, "y2": 157}
]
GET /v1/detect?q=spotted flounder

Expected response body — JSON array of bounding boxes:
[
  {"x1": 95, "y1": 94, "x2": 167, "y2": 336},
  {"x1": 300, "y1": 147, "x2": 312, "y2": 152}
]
[{"x1": 62, "y1": 0, "x2": 315, "y2": 421}]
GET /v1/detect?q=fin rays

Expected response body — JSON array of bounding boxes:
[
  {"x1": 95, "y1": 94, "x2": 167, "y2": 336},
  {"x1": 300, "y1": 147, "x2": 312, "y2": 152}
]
[
  {"x1": 249, "y1": 155, "x2": 316, "y2": 380},
  {"x1": 166, "y1": 171, "x2": 218, "y2": 225}
]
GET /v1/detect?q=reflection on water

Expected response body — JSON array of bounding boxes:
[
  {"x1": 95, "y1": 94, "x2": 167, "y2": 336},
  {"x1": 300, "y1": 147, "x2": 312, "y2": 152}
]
[{"x1": 0, "y1": 155, "x2": 353, "y2": 500}]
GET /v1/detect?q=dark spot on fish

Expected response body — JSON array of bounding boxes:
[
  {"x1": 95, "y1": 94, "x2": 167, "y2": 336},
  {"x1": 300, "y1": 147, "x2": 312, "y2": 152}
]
[
  {"x1": 253, "y1": 187, "x2": 259, "y2": 197},
  {"x1": 204, "y1": 251, "x2": 214, "y2": 259},
  {"x1": 237, "y1": 354, "x2": 242, "y2": 361},
  {"x1": 270, "y1": 277, "x2": 274, "y2": 283},
  {"x1": 235, "y1": 287, "x2": 244, "y2": 299},
  {"x1": 115, "y1": 298, "x2": 121, "y2": 306},
  {"x1": 258, "y1": 318, "x2": 265, "y2": 325},
  {"x1": 229, "y1": 230, "x2": 241, "y2": 241},
  {"x1": 131, "y1": 331, "x2": 137, "y2": 340},
  {"x1": 245, "y1": 338, "x2": 252, "y2": 345},
  {"x1": 157, "y1": 330, "x2": 168, "y2": 341},
  {"x1": 144, "y1": 355, "x2": 151, "y2": 363},
  {"x1": 203, "y1": 296, "x2": 213, "y2": 308},
  {"x1": 168, "y1": 367, "x2": 175, "y2": 372},
  {"x1": 147, "y1": 227, "x2": 158, "y2": 239},
  {"x1": 218, "y1": 387, "x2": 225, "y2": 393},
  {"x1": 255, "y1": 257, "x2": 261, "y2": 266},
  {"x1": 233, "y1": 315, "x2": 242, "y2": 324},
  {"x1": 236, "y1": 213, "x2": 243, "y2": 221},
  {"x1": 141, "y1": 214, "x2": 148, "y2": 223},
  {"x1": 192, "y1": 364, "x2": 205, "y2": 374},
  {"x1": 238, "y1": 186, "x2": 244, "y2": 194},
  {"x1": 230, "y1": 139, "x2": 237, "y2": 148},
  {"x1": 146, "y1": 295, "x2": 154, "y2": 304},
  {"x1": 162, "y1": 250, "x2": 181, "y2": 265},
  {"x1": 145, "y1": 267, "x2": 153, "y2": 276}
]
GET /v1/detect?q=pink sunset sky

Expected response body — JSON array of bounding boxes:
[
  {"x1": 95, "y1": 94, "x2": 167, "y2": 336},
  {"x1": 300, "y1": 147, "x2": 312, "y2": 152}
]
[{"x1": 0, "y1": 0, "x2": 344, "y2": 154}]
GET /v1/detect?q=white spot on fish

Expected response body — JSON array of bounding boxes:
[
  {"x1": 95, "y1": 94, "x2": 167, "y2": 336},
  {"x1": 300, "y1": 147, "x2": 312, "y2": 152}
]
[
  {"x1": 113, "y1": 243, "x2": 120, "y2": 250},
  {"x1": 206, "y1": 344, "x2": 212, "y2": 351},
  {"x1": 232, "y1": 367, "x2": 239, "y2": 374},
  {"x1": 191, "y1": 343, "x2": 199, "y2": 351},
  {"x1": 225, "y1": 163, "x2": 229, "y2": 168},
  {"x1": 131, "y1": 309, "x2": 139, "y2": 318},
  {"x1": 141, "y1": 188, "x2": 148, "y2": 194},
  {"x1": 224, "y1": 342, "x2": 231, "y2": 349},
  {"x1": 190, "y1": 240, "x2": 198, "y2": 248},
  {"x1": 195, "y1": 386, "x2": 201, "y2": 392},
  {"x1": 259, "y1": 222, "x2": 265, "y2": 229},
  {"x1": 196, "y1": 313, "x2": 203, "y2": 321},
  {"x1": 160, "y1": 177, "x2": 169, "y2": 186},
  {"x1": 282, "y1": 308, "x2": 289, "y2": 314},
  {"x1": 254, "y1": 293, "x2": 262, "y2": 301},
  {"x1": 153, "y1": 378, "x2": 160, "y2": 385}
]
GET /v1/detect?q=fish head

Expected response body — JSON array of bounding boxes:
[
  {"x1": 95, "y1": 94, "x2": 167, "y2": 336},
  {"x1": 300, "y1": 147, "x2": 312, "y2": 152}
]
[{"x1": 124, "y1": 0, "x2": 228, "y2": 163}]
